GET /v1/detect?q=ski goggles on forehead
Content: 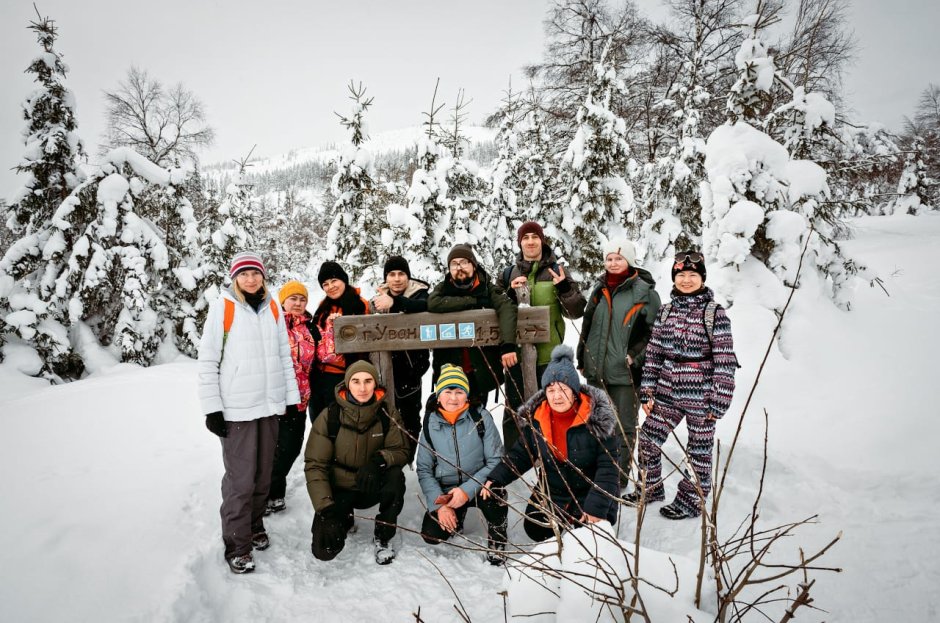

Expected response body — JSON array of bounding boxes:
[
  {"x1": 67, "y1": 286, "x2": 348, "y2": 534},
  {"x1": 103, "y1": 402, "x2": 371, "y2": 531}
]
[{"x1": 674, "y1": 252, "x2": 704, "y2": 264}]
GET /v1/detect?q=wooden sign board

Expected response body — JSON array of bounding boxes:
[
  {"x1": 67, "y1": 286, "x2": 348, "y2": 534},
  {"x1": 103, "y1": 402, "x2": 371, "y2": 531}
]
[{"x1": 333, "y1": 307, "x2": 550, "y2": 354}]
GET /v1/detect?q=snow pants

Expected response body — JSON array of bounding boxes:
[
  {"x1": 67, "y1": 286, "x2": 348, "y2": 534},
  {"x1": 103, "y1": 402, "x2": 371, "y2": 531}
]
[
  {"x1": 420, "y1": 488, "x2": 508, "y2": 546},
  {"x1": 268, "y1": 409, "x2": 306, "y2": 501},
  {"x1": 310, "y1": 465, "x2": 406, "y2": 561},
  {"x1": 521, "y1": 495, "x2": 588, "y2": 543},
  {"x1": 219, "y1": 415, "x2": 278, "y2": 558},
  {"x1": 605, "y1": 383, "x2": 640, "y2": 489},
  {"x1": 638, "y1": 399, "x2": 716, "y2": 517}
]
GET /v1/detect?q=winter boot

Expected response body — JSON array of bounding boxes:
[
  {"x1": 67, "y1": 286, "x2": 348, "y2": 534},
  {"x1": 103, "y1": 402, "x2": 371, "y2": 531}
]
[
  {"x1": 226, "y1": 553, "x2": 255, "y2": 574},
  {"x1": 486, "y1": 538, "x2": 506, "y2": 566},
  {"x1": 659, "y1": 502, "x2": 697, "y2": 520},
  {"x1": 373, "y1": 537, "x2": 396, "y2": 565},
  {"x1": 266, "y1": 498, "x2": 286, "y2": 515},
  {"x1": 251, "y1": 531, "x2": 270, "y2": 551},
  {"x1": 623, "y1": 487, "x2": 665, "y2": 507}
]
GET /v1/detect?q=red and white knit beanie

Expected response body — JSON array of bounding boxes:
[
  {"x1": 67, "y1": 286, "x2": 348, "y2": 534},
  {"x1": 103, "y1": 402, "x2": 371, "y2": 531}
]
[{"x1": 230, "y1": 251, "x2": 266, "y2": 279}]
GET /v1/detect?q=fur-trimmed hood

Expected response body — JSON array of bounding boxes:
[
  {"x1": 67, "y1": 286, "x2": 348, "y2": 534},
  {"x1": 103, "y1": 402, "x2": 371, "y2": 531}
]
[{"x1": 517, "y1": 383, "x2": 618, "y2": 441}]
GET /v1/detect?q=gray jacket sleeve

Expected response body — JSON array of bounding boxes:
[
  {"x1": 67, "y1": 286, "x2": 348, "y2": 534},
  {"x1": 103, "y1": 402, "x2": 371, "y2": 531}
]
[{"x1": 415, "y1": 429, "x2": 445, "y2": 510}]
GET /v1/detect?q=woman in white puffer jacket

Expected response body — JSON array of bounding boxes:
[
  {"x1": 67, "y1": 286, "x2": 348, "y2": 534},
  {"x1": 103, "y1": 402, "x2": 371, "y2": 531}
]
[{"x1": 197, "y1": 251, "x2": 300, "y2": 575}]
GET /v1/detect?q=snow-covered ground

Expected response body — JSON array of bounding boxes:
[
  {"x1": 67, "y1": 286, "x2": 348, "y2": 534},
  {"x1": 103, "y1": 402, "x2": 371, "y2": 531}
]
[{"x1": 1, "y1": 213, "x2": 938, "y2": 622}]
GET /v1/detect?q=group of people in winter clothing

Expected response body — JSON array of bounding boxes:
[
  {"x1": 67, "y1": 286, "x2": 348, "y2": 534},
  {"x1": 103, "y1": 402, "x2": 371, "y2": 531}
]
[{"x1": 196, "y1": 222, "x2": 739, "y2": 575}]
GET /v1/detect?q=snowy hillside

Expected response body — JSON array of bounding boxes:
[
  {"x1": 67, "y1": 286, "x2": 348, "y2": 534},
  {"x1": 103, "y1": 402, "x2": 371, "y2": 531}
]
[
  {"x1": 0, "y1": 214, "x2": 938, "y2": 622},
  {"x1": 204, "y1": 125, "x2": 497, "y2": 177}
]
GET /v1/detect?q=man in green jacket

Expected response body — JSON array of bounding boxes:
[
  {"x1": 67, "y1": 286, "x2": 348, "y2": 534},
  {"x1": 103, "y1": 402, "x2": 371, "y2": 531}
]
[
  {"x1": 578, "y1": 238, "x2": 661, "y2": 491},
  {"x1": 498, "y1": 221, "x2": 586, "y2": 448},
  {"x1": 427, "y1": 244, "x2": 518, "y2": 407},
  {"x1": 305, "y1": 361, "x2": 409, "y2": 565}
]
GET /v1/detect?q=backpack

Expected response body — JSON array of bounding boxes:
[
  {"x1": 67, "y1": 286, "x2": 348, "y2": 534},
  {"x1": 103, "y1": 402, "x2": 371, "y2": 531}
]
[
  {"x1": 421, "y1": 406, "x2": 486, "y2": 455},
  {"x1": 221, "y1": 297, "x2": 280, "y2": 354},
  {"x1": 658, "y1": 300, "x2": 720, "y2": 347}
]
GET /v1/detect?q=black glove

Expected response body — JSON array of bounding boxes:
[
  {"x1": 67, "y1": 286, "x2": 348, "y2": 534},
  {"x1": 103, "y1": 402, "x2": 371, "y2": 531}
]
[
  {"x1": 316, "y1": 505, "x2": 346, "y2": 553},
  {"x1": 355, "y1": 453, "x2": 387, "y2": 497},
  {"x1": 285, "y1": 404, "x2": 300, "y2": 417},
  {"x1": 205, "y1": 412, "x2": 227, "y2": 438}
]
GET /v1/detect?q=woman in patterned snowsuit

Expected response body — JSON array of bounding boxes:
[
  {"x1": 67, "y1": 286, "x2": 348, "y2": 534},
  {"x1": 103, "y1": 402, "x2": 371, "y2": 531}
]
[{"x1": 633, "y1": 252, "x2": 738, "y2": 520}]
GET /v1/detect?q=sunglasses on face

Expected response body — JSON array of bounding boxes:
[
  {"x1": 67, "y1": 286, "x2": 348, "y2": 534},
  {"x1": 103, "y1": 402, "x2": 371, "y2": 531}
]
[
  {"x1": 674, "y1": 252, "x2": 704, "y2": 264},
  {"x1": 449, "y1": 259, "x2": 472, "y2": 269}
]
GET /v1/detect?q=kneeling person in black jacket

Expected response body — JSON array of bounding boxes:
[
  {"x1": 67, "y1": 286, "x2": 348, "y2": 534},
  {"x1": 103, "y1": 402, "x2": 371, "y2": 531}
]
[
  {"x1": 484, "y1": 345, "x2": 622, "y2": 542},
  {"x1": 305, "y1": 361, "x2": 409, "y2": 565}
]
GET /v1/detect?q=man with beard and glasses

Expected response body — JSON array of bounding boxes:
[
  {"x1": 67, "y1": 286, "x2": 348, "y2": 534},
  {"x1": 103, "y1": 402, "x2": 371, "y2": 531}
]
[{"x1": 427, "y1": 244, "x2": 518, "y2": 408}]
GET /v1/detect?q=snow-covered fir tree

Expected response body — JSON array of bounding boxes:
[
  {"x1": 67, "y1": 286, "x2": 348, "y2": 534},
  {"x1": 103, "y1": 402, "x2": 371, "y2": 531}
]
[
  {"x1": 406, "y1": 81, "x2": 451, "y2": 282},
  {"x1": 200, "y1": 163, "x2": 257, "y2": 307},
  {"x1": 702, "y1": 18, "x2": 868, "y2": 311},
  {"x1": 1, "y1": 149, "x2": 190, "y2": 378},
  {"x1": 726, "y1": 13, "x2": 776, "y2": 126},
  {"x1": 516, "y1": 95, "x2": 570, "y2": 258},
  {"x1": 883, "y1": 138, "x2": 930, "y2": 216},
  {"x1": 139, "y1": 178, "x2": 204, "y2": 358},
  {"x1": 484, "y1": 83, "x2": 526, "y2": 270},
  {"x1": 5, "y1": 9, "x2": 85, "y2": 238},
  {"x1": 559, "y1": 50, "x2": 635, "y2": 279},
  {"x1": 262, "y1": 186, "x2": 321, "y2": 283},
  {"x1": 0, "y1": 9, "x2": 86, "y2": 369},
  {"x1": 432, "y1": 90, "x2": 491, "y2": 270},
  {"x1": 325, "y1": 82, "x2": 382, "y2": 284},
  {"x1": 636, "y1": 0, "x2": 742, "y2": 269}
]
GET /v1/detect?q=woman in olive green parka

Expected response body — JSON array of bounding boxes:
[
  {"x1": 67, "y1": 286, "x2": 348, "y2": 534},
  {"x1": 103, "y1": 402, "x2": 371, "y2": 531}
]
[{"x1": 577, "y1": 238, "x2": 661, "y2": 490}]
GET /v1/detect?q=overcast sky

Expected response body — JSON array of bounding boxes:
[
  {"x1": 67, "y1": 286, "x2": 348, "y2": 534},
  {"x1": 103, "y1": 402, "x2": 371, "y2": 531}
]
[{"x1": 1, "y1": 0, "x2": 937, "y2": 195}]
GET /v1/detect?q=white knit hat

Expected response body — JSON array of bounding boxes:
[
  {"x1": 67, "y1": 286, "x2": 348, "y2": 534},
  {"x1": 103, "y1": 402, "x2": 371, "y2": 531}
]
[{"x1": 602, "y1": 238, "x2": 637, "y2": 265}]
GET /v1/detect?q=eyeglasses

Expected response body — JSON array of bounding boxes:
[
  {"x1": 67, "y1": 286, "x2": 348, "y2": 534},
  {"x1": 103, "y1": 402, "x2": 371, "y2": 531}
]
[
  {"x1": 674, "y1": 252, "x2": 704, "y2": 264},
  {"x1": 449, "y1": 259, "x2": 472, "y2": 269}
]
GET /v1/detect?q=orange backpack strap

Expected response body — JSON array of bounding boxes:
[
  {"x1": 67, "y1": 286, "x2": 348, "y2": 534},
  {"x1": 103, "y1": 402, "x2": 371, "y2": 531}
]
[
  {"x1": 222, "y1": 298, "x2": 235, "y2": 357},
  {"x1": 269, "y1": 298, "x2": 280, "y2": 323},
  {"x1": 223, "y1": 299, "x2": 236, "y2": 336}
]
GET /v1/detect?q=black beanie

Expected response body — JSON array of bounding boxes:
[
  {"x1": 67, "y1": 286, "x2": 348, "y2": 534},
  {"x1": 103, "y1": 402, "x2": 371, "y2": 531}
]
[
  {"x1": 383, "y1": 256, "x2": 411, "y2": 280},
  {"x1": 318, "y1": 261, "x2": 349, "y2": 286}
]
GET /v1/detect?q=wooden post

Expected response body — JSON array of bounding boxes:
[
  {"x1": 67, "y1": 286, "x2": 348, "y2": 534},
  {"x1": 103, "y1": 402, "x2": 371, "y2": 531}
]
[
  {"x1": 367, "y1": 302, "x2": 396, "y2": 407},
  {"x1": 370, "y1": 351, "x2": 395, "y2": 405},
  {"x1": 514, "y1": 285, "x2": 539, "y2": 400}
]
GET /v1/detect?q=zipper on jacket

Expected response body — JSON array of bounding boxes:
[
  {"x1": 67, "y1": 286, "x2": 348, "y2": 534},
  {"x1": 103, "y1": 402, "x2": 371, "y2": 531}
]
[{"x1": 451, "y1": 423, "x2": 463, "y2": 485}]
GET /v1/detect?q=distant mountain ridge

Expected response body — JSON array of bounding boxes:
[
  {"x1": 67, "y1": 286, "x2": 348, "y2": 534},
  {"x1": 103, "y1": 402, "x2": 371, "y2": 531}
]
[{"x1": 204, "y1": 125, "x2": 497, "y2": 184}]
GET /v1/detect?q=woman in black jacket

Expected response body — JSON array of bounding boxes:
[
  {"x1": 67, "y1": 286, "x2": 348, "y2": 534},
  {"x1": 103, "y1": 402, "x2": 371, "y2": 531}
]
[
  {"x1": 483, "y1": 346, "x2": 621, "y2": 542},
  {"x1": 308, "y1": 261, "x2": 370, "y2": 423}
]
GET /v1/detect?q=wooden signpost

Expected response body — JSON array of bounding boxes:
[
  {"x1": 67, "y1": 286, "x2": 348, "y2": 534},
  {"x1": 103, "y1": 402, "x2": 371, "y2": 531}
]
[{"x1": 333, "y1": 306, "x2": 550, "y2": 408}]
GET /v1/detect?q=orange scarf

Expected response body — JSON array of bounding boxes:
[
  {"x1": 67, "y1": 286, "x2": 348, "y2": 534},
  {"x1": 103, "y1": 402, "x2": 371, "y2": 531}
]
[
  {"x1": 533, "y1": 394, "x2": 592, "y2": 460},
  {"x1": 439, "y1": 405, "x2": 469, "y2": 426}
]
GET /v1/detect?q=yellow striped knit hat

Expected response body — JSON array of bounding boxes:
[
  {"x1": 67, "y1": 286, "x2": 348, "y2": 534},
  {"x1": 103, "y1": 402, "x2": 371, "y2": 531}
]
[{"x1": 435, "y1": 364, "x2": 470, "y2": 397}]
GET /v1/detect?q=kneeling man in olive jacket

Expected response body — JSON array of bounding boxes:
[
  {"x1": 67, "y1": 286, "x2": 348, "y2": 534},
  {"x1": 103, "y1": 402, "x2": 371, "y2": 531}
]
[{"x1": 305, "y1": 361, "x2": 409, "y2": 565}]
